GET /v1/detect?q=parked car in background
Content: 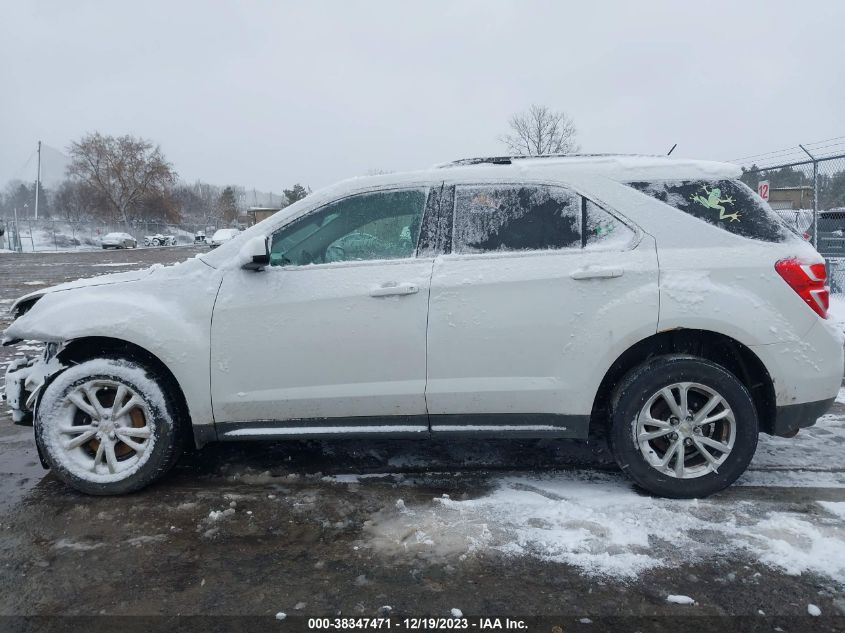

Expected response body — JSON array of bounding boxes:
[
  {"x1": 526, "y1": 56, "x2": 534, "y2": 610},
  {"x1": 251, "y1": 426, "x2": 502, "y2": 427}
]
[
  {"x1": 194, "y1": 231, "x2": 207, "y2": 244},
  {"x1": 3, "y1": 155, "x2": 842, "y2": 498},
  {"x1": 208, "y1": 228, "x2": 241, "y2": 248},
  {"x1": 806, "y1": 208, "x2": 845, "y2": 254},
  {"x1": 100, "y1": 232, "x2": 137, "y2": 249},
  {"x1": 143, "y1": 234, "x2": 177, "y2": 247}
]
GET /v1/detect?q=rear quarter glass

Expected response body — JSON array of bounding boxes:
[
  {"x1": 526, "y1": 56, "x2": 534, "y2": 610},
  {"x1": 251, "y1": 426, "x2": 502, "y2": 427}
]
[{"x1": 628, "y1": 179, "x2": 793, "y2": 243}]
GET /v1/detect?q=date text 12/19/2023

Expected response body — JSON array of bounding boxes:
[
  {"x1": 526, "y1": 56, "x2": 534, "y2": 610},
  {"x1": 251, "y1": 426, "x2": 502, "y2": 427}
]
[{"x1": 306, "y1": 617, "x2": 528, "y2": 630}]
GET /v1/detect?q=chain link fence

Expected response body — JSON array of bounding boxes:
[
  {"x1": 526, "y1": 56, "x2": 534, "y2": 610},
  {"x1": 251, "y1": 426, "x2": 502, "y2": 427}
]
[
  {"x1": 739, "y1": 152, "x2": 845, "y2": 295},
  {"x1": 0, "y1": 218, "x2": 227, "y2": 252}
]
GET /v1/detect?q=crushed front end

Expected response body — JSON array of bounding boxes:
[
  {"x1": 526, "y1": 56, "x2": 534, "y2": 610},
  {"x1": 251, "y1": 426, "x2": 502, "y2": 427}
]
[{"x1": 2, "y1": 344, "x2": 64, "y2": 426}]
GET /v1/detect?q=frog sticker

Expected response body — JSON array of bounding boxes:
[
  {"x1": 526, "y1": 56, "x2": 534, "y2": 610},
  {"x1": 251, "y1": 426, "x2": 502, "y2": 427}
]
[{"x1": 690, "y1": 185, "x2": 739, "y2": 222}]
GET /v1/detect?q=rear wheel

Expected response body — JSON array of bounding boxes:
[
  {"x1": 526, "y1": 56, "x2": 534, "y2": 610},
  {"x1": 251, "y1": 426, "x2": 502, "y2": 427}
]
[
  {"x1": 35, "y1": 357, "x2": 183, "y2": 495},
  {"x1": 608, "y1": 355, "x2": 758, "y2": 498}
]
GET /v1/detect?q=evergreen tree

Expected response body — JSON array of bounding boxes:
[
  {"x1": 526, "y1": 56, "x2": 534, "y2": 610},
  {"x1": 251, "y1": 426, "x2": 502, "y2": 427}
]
[
  {"x1": 283, "y1": 183, "x2": 309, "y2": 204},
  {"x1": 218, "y1": 186, "x2": 239, "y2": 224}
]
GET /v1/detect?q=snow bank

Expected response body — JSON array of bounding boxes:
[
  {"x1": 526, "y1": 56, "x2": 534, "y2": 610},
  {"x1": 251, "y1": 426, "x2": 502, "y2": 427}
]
[{"x1": 360, "y1": 470, "x2": 845, "y2": 582}]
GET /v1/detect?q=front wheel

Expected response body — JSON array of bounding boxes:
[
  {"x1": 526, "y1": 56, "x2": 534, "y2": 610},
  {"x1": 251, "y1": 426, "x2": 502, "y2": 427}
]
[
  {"x1": 609, "y1": 355, "x2": 758, "y2": 498},
  {"x1": 35, "y1": 357, "x2": 183, "y2": 495}
]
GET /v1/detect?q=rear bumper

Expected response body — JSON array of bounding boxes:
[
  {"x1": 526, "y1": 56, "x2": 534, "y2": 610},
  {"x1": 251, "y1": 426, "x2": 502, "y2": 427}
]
[{"x1": 770, "y1": 396, "x2": 836, "y2": 437}]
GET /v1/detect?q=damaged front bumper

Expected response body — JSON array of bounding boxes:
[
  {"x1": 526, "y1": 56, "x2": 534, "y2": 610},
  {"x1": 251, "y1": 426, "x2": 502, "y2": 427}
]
[{"x1": 3, "y1": 345, "x2": 63, "y2": 426}]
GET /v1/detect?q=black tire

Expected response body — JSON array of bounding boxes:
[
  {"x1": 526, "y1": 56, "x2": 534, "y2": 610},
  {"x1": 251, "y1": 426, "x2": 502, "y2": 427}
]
[
  {"x1": 608, "y1": 355, "x2": 758, "y2": 498},
  {"x1": 35, "y1": 357, "x2": 184, "y2": 495}
]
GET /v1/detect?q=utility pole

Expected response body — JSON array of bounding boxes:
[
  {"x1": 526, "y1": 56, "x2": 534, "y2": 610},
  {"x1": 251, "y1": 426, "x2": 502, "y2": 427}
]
[
  {"x1": 13, "y1": 207, "x2": 22, "y2": 252},
  {"x1": 34, "y1": 140, "x2": 42, "y2": 220}
]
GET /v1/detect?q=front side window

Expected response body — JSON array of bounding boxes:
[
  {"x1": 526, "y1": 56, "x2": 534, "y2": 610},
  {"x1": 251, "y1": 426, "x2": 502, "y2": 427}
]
[
  {"x1": 269, "y1": 189, "x2": 426, "y2": 266},
  {"x1": 453, "y1": 185, "x2": 580, "y2": 254},
  {"x1": 627, "y1": 179, "x2": 791, "y2": 242}
]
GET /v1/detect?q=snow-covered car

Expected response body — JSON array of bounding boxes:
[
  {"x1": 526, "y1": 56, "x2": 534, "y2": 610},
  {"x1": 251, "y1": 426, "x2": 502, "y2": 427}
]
[
  {"x1": 208, "y1": 228, "x2": 241, "y2": 248},
  {"x1": 143, "y1": 234, "x2": 177, "y2": 247},
  {"x1": 100, "y1": 232, "x2": 137, "y2": 249},
  {"x1": 3, "y1": 155, "x2": 843, "y2": 497}
]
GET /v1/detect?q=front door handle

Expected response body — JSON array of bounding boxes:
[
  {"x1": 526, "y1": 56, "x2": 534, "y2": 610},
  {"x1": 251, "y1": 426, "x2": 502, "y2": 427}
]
[
  {"x1": 369, "y1": 282, "x2": 420, "y2": 297},
  {"x1": 570, "y1": 267, "x2": 624, "y2": 280}
]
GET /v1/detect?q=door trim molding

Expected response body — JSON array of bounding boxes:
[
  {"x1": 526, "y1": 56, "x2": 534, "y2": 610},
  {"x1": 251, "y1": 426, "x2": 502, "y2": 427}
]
[
  {"x1": 214, "y1": 413, "x2": 590, "y2": 441},
  {"x1": 429, "y1": 413, "x2": 589, "y2": 438},
  {"x1": 216, "y1": 416, "x2": 429, "y2": 441}
]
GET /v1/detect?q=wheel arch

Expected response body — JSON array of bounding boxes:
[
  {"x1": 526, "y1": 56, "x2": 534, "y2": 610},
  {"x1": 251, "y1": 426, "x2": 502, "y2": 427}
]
[
  {"x1": 56, "y1": 336, "x2": 206, "y2": 448},
  {"x1": 590, "y1": 329, "x2": 776, "y2": 437}
]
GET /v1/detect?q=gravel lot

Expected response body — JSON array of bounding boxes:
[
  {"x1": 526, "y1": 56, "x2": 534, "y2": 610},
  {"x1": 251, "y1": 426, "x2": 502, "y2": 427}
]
[{"x1": 1, "y1": 246, "x2": 844, "y2": 632}]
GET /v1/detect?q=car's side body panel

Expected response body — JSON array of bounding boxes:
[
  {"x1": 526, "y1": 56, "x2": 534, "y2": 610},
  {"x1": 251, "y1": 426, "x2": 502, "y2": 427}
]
[
  {"x1": 210, "y1": 257, "x2": 435, "y2": 426},
  {"x1": 425, "y1": 238, "x2": 660, "y2": 425},
  {"x1": 749, "y1": 319, "x2": 844, "y2": 407},
  {"x1": 3, "y1": 258, "x2": 220, "y2": 433}
]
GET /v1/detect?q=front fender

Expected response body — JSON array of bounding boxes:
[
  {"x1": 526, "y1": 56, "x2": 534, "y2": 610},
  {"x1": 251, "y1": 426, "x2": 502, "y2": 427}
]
[{"x1": 4, "y1": 268, "x2": 222, "y2": 431}]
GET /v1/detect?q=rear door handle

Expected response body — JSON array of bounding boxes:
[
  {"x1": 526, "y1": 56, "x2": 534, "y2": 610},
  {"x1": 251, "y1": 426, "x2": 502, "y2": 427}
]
[
  {"x1": 369, "y1": 282, "x2": 420, "y2": 297},
  {"x1": 570, "y1": 267, "x2": 624, "y2": 280}
]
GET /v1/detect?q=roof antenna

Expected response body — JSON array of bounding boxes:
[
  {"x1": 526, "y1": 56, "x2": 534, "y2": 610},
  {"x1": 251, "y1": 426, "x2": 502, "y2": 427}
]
[{"x1": 667, "y1": 143, "x2": 677, "y2": 156}]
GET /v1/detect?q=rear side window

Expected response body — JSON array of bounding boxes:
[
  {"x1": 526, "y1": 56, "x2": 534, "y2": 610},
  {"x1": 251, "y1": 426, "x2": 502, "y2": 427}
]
[
  {"x1": 453, "y1": 185, "x2": 580, "y2": 254},
  {"x1": 585, "y1": 200, "x2": 634, "y2": 249},
  {"x1": 628, "y1": 179, "x2": 790, "y2": 242}
]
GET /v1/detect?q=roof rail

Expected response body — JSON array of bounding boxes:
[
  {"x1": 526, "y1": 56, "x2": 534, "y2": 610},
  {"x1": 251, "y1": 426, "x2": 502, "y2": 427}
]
[{"x1": 436, "y1": 153, "x2": 658, "y2": 168}]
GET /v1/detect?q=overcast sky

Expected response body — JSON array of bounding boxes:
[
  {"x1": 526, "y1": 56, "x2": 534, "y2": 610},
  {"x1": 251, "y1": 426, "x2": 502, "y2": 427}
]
[{"x1": 2, "y1": 0, "x2": 844, "y2": 192}]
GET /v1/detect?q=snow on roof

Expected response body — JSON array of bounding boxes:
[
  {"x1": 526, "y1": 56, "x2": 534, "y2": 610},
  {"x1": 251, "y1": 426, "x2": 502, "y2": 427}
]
[
  {"x1": 433, "y1": 153, "x2": 742, "y2": 182},
  {"x1": 199, "y1": 153, "x2": 740, "y2": 268}
]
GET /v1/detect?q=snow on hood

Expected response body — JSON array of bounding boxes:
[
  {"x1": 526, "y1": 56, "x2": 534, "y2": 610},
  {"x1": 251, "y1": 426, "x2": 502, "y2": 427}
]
[{"x1": 7, "y1": 257, "x2": 211, "y2": 316}]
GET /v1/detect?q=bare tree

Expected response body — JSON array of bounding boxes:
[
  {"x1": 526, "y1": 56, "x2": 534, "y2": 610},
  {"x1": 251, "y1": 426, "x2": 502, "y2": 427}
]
[
  {"x1": 54, "y1": 179, "x2": 101, "y2": 222},
  {"x1": 66, "y1": 133, "x2": 176, "y2": 227},
  {"x1": 501, "y1": 104, "x2": 580, "y2": 156}
]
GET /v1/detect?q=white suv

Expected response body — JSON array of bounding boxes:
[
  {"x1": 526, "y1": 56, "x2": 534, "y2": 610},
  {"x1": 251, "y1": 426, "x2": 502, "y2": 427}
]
[{"x1": 4, "y1": 155, "x2": 842, "y2": 497}]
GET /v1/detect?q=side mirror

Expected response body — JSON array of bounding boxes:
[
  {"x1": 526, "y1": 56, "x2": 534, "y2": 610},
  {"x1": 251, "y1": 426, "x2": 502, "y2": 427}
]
[{"x1": 240, "y1": 236, "x2": 270, "y2": 270}]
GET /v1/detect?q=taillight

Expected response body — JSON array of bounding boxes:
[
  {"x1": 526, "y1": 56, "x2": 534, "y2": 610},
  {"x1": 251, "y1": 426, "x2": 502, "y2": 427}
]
[
  {"x1": 775, "y1": 258, "x2": 829, "y2": 319},
  {"x1": 802, "y1": 232, "x2": 811, "y2": 241}
]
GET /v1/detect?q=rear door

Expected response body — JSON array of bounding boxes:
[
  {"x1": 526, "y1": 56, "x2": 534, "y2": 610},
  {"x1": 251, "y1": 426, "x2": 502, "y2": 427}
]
[{"x1": 425, "y1": 182, "x2": 659, "y2": 436}]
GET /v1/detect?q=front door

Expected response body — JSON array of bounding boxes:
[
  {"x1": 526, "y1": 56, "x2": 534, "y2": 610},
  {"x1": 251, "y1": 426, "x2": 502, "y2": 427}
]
[{"x1": 210, "y1": 186, "x2": 438, "y2": 438}]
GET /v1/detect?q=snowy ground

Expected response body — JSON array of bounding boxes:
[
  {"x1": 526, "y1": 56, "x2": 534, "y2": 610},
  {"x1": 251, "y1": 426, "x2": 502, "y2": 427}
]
[{"x1": 1, "y1": 247, "x2": 845, "y2": 629}]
